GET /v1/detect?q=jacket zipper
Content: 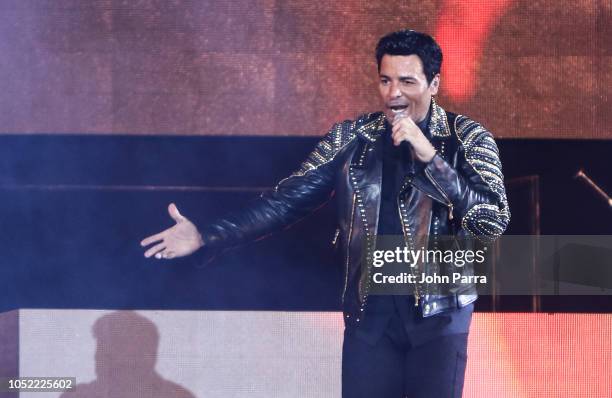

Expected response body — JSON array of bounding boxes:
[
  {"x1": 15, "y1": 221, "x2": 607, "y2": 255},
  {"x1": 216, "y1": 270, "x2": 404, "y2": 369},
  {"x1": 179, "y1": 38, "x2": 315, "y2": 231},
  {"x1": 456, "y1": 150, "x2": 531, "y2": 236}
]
[
  {"x1": 341, "y1": 193, "x2": 357, "y2": 305},
  {"x1": 424, "y1": 168, "x2": 454, "y2": 220},
  {"x1": 397, "y1": 183, "x2": 421, "y2": 306}
]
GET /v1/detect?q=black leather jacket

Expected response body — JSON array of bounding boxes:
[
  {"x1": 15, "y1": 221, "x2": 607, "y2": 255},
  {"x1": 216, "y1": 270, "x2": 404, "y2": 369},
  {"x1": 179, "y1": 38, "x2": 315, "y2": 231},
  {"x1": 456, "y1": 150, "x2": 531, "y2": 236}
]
[{"x1": 200, "y1": 100, "x2": 510, "y2": 323}]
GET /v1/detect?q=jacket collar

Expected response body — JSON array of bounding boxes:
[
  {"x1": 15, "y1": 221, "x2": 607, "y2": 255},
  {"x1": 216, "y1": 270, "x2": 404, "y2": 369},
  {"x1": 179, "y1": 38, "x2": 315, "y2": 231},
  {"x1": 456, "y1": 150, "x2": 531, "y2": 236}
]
[
  {"x1": 428, "y1": 98, "x2": 451, "y2": 139},
  {"x1": 355, "y1": 98, "x2": 450, "y2": 143},
  {"x1": 354, "y1": 112, "x2": 387, "y2": 143}
]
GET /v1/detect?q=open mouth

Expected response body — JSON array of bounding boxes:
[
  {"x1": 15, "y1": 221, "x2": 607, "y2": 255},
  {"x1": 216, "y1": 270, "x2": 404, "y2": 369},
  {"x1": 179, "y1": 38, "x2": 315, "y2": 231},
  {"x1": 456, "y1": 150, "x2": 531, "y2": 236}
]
[{"x1": 389, "y1": 105, "x2": 408, "y2": 114}]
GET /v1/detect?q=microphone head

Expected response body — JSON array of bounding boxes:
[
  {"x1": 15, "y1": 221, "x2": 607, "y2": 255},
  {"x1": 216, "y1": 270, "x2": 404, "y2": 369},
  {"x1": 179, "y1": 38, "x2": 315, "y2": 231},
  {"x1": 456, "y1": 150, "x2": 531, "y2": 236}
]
[{"x1": 391, "y1": 110, "x2": 409, "y2": 123}]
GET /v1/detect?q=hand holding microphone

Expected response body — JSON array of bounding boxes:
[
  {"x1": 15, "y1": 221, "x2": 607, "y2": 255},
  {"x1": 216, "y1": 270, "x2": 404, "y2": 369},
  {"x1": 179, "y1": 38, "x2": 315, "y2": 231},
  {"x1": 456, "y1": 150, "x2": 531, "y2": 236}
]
[{"x1": 391, "y1": 111, "x2": 436, "y2": 163}]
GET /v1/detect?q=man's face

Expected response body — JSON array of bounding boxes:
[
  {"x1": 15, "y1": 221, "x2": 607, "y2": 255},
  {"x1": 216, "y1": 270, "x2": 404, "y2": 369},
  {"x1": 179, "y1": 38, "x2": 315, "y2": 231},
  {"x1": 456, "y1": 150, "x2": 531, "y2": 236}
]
[{"x1": 378, "y1": 54, "x2": 439, "y2": 123}]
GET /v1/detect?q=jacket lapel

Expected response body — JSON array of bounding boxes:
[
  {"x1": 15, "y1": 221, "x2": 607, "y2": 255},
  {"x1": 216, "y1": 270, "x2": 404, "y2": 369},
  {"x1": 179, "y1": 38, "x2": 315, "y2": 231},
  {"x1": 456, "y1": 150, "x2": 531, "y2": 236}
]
[
  {"x1": 428, "y1": 98, "x2": 451, "y2": 139},
  {"x1": 350, "y1": 113, "x2": 386, "y2": 237}
]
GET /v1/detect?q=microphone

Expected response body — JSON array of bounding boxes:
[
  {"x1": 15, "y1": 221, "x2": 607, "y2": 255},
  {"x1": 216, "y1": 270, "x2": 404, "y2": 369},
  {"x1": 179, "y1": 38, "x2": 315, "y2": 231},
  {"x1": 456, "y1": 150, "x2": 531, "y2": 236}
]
[{"x1": 391, "y1": 112, "x2": 417, "y2": 173}]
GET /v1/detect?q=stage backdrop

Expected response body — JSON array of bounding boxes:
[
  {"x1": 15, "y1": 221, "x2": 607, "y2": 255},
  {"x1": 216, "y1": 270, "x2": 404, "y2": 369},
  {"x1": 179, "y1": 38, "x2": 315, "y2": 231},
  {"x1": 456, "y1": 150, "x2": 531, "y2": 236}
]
[
  {"x1": 0, "y1": 0, "x2": 609, "y2": 139},
  {"x1": 4, "y1": 309, "x2": 610, "y2": 398}
]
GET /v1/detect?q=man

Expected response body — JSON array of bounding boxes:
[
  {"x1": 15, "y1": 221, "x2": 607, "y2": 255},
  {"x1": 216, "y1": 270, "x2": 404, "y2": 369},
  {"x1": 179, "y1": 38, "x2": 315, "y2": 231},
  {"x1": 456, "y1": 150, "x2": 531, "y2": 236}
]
[{"x1": 141, "y1": 30, "x2": 509, "y2": 397}]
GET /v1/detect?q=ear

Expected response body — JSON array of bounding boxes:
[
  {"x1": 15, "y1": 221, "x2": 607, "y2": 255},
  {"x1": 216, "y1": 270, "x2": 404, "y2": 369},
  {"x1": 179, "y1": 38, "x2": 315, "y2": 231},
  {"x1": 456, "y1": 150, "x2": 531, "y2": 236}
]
[{"x1": 429, "y1": 74, "x2": 440, "y2": 96}]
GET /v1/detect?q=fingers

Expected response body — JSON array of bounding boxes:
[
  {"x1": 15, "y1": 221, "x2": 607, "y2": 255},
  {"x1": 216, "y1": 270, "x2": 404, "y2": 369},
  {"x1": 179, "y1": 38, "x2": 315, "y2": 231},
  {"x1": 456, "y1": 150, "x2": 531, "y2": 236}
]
[
  {"x1": 392, "y1": 114, "x2": 417, "y2": 129},
  {"x1": 168, "y1": 203, "x2": 186, "y2": 223},
  {"x1": 155, "y1": 250, "x2": 175, "y2": 260},
  {"x1": 391, "y1": 127, "x2": 406, "y2": 146},
  {"x1": 392, "y1": 117, "x2": 422, "y2": 146},
  {"x1": 143, "y1": 240, "x2": 176, "y2": 260},
  {"x1": 140, "y1": 231, "x2": 165, "y2": 247},
  {"x1": 141, "y1": 203, "x2": 184, "y2": 248},
  {"x1": 391, "y1": 130, "x2": 402, "y2": 146},
  {"x1": 391, "y1": 111, "x2": 408, "y2": 125},
  {"x1": 154, "y1": 250, "x2": 175, "y2": 260},
  {"x1": 391, "y1": 122, "x2": 401, "y2": 145},
  {"x1": 144, "y1": 242, "x2": 166, "y2": 258},
  {"x1": 391, "y1": 119, "x2": 408, "y2": 144}
]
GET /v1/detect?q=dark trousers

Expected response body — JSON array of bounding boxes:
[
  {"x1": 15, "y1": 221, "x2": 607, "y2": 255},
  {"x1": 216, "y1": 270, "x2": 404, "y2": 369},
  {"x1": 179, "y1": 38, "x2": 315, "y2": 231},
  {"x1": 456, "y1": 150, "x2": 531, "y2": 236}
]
[{"x1": 342, "y1": 298, "x2": 471, "y2": 398}]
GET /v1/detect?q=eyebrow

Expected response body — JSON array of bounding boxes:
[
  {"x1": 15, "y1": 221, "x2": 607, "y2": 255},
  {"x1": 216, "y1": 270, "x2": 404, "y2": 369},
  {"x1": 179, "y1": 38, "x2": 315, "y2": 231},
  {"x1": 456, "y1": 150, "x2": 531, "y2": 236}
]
[{"x1": 379, "y1": 74, "x2": 417, "y2": 81}]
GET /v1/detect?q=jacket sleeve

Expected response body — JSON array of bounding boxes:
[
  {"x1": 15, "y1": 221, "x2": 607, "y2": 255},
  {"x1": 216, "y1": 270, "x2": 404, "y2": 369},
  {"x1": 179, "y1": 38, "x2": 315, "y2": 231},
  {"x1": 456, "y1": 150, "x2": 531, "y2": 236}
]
[
  {"x1": 194, "y1": 121, "x2": 357, "y2": 263},
  {"x1": 423, "y1": 116, "x2": 510, "y2": 242}
]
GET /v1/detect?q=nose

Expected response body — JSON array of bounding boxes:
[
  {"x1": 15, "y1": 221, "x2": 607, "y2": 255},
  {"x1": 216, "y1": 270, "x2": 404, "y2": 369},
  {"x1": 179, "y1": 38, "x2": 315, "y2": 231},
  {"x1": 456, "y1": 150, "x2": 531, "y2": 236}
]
[{"x1": 390, "y1": 82, "x2": 402, "y2": 98}]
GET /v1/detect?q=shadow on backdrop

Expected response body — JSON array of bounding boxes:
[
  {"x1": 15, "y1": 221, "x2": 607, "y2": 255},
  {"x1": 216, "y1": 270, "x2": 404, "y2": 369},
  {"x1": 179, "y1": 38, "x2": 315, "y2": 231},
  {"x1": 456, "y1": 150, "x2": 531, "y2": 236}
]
[{"x1": 60, "y1": 311, "x2": 196, "y2": 398}]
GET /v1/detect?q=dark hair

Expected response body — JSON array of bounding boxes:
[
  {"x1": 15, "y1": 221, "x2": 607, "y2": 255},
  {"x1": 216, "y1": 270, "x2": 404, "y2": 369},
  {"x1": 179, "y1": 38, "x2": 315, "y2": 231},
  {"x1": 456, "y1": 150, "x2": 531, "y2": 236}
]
[{"x1": 375, "y1": 29, "x2": 443, "y2": 84}]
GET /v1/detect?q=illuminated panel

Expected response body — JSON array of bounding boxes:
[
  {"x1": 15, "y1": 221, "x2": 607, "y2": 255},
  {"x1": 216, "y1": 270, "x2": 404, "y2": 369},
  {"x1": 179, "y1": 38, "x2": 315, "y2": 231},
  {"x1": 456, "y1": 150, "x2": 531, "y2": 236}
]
[
  {"x1": 10, "y1": 310, "x2": 611, "y2": 397},
  {"x1": 465, "y1": 313, "x2": 612, "y2": 397},
  {"x1": 435, "y1": 0, "x2": 515, "y2": 103},
  {"x1": 0, "y1": 1, "x2": 608, "y2": 138}
]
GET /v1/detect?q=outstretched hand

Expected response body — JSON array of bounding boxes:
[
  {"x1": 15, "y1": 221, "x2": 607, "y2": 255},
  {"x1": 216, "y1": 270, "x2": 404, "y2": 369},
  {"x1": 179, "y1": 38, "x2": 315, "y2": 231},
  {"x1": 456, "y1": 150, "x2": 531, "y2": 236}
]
[{"x1": 141, "y1": 203, "x2": 204, "y2": 260}]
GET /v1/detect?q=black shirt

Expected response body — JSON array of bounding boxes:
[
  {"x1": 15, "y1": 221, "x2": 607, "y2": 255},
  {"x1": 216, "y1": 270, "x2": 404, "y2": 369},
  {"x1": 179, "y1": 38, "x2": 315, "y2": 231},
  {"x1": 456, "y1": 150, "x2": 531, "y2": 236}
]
[{"x1": 376, "y1": 114, "x2": 430, "y2": 236}]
